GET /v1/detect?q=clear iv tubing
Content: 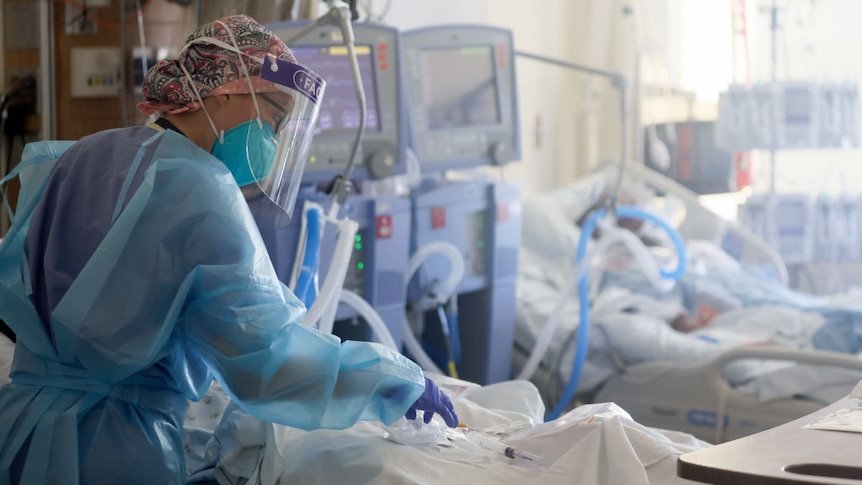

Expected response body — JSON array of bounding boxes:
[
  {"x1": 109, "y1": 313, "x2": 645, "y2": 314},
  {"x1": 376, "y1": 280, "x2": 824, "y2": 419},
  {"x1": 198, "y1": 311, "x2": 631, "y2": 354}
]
[
  {"x1": 515, "y1": 221, "x2": 674, "y2": 381},
  {"x1": 339, "y1": 289, "x2": 399, "y2": 350},
  {"x1": 545, "y1": 205, "x2": 687, "y2": 421},
  {"x1": 402, "y1": 241, "x2": 465, "y2": 375},
  {"x1": 291, "y1": 205, "x2": 399, "y2": 351},
  {"x1": 301, "y1": 209, "x2": 359, "y2": 333}
]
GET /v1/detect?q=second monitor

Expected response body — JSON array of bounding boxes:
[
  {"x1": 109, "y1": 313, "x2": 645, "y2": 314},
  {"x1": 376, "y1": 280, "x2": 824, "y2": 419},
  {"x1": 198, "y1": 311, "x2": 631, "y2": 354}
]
[
  {"x1": 267, "y1": 21, "x2": 410, "y2": 184},
  {"x1": 401, "y1": 24, "x2": 521, "y2": 172}
]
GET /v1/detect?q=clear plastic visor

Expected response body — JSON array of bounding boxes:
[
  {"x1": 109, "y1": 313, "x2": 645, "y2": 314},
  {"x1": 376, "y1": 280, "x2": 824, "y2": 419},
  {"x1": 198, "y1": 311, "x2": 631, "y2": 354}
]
[{"x1": 244, "y1": 56, "x2": 325, "y2": 227}]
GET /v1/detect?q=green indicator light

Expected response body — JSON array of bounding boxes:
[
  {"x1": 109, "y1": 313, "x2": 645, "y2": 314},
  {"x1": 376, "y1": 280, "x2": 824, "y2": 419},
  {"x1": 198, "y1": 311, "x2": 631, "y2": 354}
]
[
  {"x1": 357, "y1": 262, "x2": 365, "y2": 270},
  {"x1": 355, "y1": 234, "x2": 362, "y2": 242},
  {"x1": 309, "y1": 155, "x2": 317, "y2": 164},
  {"x1": 477, "y1": 240, "x2": 486, "y2": 248},
  {"x1": 354, "y1": 243, "x2": 362, "y2": 250}
]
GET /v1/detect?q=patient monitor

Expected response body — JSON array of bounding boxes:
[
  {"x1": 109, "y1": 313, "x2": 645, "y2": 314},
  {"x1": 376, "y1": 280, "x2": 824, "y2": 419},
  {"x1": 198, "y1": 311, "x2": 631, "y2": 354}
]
[
  {"x1": 269, "y1": 20, "x2": 410, "y2": 183},
  {"x1": 402, "y1": 25, "x2": 521, "y2": 172}
]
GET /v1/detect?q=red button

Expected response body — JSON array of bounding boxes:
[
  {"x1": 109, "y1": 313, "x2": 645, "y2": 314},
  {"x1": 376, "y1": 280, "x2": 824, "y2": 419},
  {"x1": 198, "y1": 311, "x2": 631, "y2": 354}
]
[
  {"x1": 376, "y1": 215, "x2": 392, "y2": 239},
  {"x1": 431, "y1": 207, "x2": 446, "y2": 229},
  {"x1": 497, "y1": 203, "x2": 509, "y2": 223}
]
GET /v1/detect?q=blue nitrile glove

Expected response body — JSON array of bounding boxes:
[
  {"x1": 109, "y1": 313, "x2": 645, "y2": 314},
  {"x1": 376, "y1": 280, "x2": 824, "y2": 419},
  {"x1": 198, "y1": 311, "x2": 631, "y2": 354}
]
[{"x1": 405, "y1": 377, "x2": 459, "y2": 427}]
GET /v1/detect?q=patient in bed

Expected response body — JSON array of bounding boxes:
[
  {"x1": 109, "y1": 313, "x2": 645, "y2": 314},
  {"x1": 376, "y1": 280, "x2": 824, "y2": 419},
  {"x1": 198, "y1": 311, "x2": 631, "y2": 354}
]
[{"x1": 517, "y1": 172, "x2": 862, "y2": 407}]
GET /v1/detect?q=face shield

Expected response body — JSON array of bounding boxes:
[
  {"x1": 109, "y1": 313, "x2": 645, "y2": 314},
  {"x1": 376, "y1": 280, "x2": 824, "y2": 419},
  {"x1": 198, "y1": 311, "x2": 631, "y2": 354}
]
[{"x1": 239, "y1": 55, "x2": 326, "y2": 227}]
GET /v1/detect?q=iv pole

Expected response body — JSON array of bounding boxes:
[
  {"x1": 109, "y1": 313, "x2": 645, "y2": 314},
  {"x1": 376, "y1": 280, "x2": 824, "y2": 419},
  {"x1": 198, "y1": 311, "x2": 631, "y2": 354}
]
[{"x1": 515, "y1": 51, "x2": 631, "y2": 211}]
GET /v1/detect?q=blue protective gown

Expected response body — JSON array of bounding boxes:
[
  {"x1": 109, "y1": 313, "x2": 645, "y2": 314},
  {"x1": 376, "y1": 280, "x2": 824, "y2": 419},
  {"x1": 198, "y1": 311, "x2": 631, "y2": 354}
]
[{"x1": 0, "y1": 126, "x2": 424, "y2": 484}]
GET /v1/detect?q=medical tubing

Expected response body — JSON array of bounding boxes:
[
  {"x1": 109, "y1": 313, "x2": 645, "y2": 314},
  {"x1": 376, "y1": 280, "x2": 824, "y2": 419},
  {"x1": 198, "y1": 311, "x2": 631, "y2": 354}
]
[
  {"x1": 608, "y1": 77, "x2": 630, "y2": 210},
  {"x1": 338, "y1": 289, "x2": 399, "y2": 350},
  {"x1": 545, "y1": 206, "x2": 687, "y2": 421},
  {"x1": 447, "y1": 298, "x2": 461, "y2": 364},
  {"x1": 517, "y1": 225, "x2": 658, "y2": 380},
  {"x1": 318, "y1": 218, "x2": 358, "y2": 334},
  {"x1": 402, "y1": 315, "x2": 444, "y2": 375},
  {"x1": 615, "y1": 205, "x2": 688, "y2": 280},
  {"x1": 300, "y1": 217, "x2": 358, "y2": 332},
  {"x1": 405, "y1": 242, "x2": 465, "y2": 301},
  {"x1": 289, "y1": 203, "x2": 311, "y2": 289},
  {"x1": 435, "y1": 305, "x2": 458, "y2": 378},
  {"x1": 516, "y1": 223, "x2": 666, "y2": 381},
  {"x1": 402, "y1": 241, "x2": 465, "y2": 374},
  {"x1": 295, "y1": 206, "x2": 322, "y2": 306},
  {"x1": 340, "y1": 38, "x2": 366, "y2": 185}
]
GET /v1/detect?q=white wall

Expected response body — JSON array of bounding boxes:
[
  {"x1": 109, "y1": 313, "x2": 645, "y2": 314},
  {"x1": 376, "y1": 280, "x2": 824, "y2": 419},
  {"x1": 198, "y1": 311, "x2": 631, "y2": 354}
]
[{"x1": 382, "y1": 1, "x2": 488, "y2": 31}]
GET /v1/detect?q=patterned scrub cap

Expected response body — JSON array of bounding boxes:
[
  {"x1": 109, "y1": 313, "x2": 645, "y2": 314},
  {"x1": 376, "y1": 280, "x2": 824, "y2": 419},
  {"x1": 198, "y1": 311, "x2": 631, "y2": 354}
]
[{"x1": 137, "y1": 14, "x2": 297, "y2": 116}]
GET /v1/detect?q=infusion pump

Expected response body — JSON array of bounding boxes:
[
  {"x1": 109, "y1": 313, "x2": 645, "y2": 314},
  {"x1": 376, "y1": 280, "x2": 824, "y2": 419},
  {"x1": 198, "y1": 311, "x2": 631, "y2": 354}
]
[{"x1": 716, "y1": 81, "x2": 860, "y2": 151}]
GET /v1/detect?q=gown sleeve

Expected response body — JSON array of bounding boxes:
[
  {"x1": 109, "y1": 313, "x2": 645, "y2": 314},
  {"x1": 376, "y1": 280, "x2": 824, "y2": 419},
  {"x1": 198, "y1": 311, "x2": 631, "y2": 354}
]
[{"x1": 158, "y1": 148, "x2": 424, "y2": 430}]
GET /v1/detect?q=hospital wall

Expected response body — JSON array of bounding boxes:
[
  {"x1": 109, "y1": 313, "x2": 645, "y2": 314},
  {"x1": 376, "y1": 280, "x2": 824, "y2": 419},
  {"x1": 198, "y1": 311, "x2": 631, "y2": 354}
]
[{"x1": 4, "y1": 1, "x2": 862, "y2": 200}]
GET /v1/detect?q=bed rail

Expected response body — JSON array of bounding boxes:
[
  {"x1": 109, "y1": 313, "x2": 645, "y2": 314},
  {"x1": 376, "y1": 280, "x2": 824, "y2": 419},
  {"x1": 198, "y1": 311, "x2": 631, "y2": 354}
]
[{"x1": 703, "y1": 344, "x2": 862, "y2": 443}]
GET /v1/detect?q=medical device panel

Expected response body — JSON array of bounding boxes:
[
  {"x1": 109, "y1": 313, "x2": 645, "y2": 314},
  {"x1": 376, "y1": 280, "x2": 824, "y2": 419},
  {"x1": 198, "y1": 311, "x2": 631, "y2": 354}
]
[
  {"x1": 255, "y1": 189, "x2": 412, "y2": 347},
  {"x1": 409, "y1": 180, "x2": 521, "y2": 385},
  {"x1": 401, "y1": 25, "x2": 521, "y2": 172},
  {"x1": 267, "y1": 21, "x2": 409, "y2": 183}
]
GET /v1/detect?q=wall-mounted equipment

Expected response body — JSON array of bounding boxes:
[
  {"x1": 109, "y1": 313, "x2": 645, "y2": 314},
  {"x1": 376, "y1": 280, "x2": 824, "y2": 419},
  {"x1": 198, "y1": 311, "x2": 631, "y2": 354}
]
[{"x1": 70, "y1": 47, "x2": 122, "y2": 98}]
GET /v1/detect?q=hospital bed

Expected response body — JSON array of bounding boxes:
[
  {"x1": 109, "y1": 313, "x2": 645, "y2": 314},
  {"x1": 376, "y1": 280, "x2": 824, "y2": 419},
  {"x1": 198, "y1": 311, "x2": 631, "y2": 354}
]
[
  {"x1": 0, "y1": 335, "x2": 708, "y2": 485},
  {"x1": 514, "y1": 163, "x2": 862, "y2": 444}
]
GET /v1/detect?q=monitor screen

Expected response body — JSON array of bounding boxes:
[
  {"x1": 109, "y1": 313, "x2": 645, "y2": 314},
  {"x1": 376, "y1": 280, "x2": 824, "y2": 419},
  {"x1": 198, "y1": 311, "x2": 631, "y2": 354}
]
[
  {"x1": 400, "y1": 25, "x2": 520, "y2": 171},
  {"x1": 292, "y1": 45, "x2": 380, "y2": 134},
  {"x1": 419, "y1": 46, "x2": 501, "y2": 130}
]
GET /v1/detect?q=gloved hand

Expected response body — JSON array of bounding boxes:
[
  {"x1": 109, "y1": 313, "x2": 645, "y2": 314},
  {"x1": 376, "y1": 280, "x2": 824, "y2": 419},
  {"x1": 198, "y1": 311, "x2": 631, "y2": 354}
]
[{"x1": 405, "y1": 377, "x2": 459, "y2": 427}]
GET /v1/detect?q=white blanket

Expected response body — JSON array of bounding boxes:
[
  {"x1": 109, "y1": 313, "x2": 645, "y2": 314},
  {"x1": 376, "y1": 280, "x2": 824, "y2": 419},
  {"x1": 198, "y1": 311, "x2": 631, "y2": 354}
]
[{"x1": 227, "y1": 378, "x2": 709, "y2": 485}]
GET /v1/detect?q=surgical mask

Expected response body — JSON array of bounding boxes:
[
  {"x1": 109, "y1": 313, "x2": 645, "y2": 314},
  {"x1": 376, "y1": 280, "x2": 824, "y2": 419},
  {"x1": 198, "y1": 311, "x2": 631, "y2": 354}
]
[{"x1": 211, "y1": 119, "x2": 278, "y2": 187}]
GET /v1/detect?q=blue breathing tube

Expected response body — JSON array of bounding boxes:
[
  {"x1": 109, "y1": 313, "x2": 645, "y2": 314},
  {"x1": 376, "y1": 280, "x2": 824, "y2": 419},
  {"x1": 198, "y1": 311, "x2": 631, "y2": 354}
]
[
  {"x1": 545, "y1": 205, "x2": 687, "y2": 421},
  {"x1": 295, "y1": 207, "x2": 322, "y2": 307}
]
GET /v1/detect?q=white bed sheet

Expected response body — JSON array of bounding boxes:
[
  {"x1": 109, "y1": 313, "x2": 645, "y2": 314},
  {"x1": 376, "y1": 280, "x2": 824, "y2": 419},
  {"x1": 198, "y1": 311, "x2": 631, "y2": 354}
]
[{"x1": 201, "y1": 377, "x2": 709, "y2": 485}]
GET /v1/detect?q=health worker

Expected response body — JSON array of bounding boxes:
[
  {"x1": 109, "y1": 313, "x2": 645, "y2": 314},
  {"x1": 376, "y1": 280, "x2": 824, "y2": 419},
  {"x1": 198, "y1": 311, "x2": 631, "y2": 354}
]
[{"x1": 0, "y1": 14, "x2": 456, "y2": 484}]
